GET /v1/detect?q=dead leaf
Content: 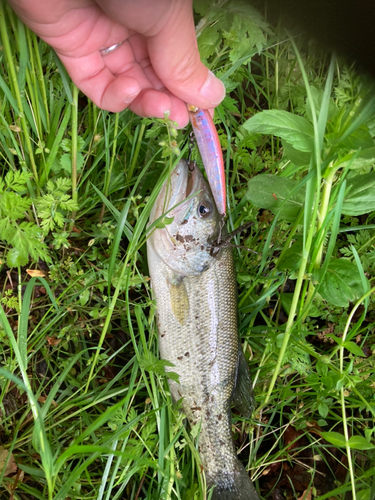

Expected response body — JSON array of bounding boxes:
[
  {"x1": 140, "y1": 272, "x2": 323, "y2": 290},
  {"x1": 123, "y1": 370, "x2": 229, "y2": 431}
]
[
  {"x1": 0, "y1": 447, "x2": 17, "y2": 476},
  {"x1": 284, "y1": 424, "x2": 303, "y2": 451},
  {"x1": 38, "y1": 396, "x2": 57, "y2": 406},
  {"x1": 26, "y1": 269, "x2": 46, "y2": 278},
  {"x1": 46, "y1": 336, "x2": 61, "y2": 346},
  {"x1": 262, "y1": 462, "x2": 280, "y2": 475},
  {"x1": 297, "y1": 488, "x2": 312, "y2": 500},
  {"x1": 9, "y1": 124, "x2": 21, "y2": 132}
]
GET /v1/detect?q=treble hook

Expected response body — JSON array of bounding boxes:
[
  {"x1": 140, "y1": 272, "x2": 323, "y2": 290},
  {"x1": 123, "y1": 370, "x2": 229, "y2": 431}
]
[{"x1": 187, "y1": 131, "x2": 195, "y2": 165}]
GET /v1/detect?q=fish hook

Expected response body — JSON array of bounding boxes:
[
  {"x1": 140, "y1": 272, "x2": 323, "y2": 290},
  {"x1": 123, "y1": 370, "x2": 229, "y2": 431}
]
[
  {"x1": 187, "y1": 131, "x2": 195, "y2": 166},
  {"x1": 211, "y1": 221, "x2": 259, "y2": 255}
]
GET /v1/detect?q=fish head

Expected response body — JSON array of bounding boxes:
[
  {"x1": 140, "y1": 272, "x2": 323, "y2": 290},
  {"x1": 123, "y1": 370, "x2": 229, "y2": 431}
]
[{"x1": 148, "y1": 160, "x2": 221, "y2": 277}]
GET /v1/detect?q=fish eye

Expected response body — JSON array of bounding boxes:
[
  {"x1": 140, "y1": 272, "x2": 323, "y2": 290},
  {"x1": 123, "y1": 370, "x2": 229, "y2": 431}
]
[{"x1": 198, "y1": 201, "x2": 211, "y2": 218}]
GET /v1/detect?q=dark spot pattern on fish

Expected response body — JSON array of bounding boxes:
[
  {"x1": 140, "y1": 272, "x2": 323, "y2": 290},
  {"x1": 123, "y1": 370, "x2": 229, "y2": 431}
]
[
  {"x1": 184, "y1": 352, "x2": 190, "y2": 357},
  {"x1": 177, "y1": 356, "x2": 183, "y2": 360}
]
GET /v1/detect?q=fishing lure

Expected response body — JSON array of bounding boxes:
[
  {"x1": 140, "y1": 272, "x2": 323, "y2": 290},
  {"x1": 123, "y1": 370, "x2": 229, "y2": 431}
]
[{"x1": 188, "y1": 105, "x2": 226, "y2": 217}]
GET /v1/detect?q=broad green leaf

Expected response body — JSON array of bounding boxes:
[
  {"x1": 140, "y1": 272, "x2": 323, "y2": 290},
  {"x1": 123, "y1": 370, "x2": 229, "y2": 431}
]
[
  {"x1": 339, "y1": 124, "x2": 374, "y2": 150},
  {"x1": 243, "y1": 110, "x2": 314, "y2": 152},
  {"x1": 224, "y1": 15, "x2": 266, "y2": 62},
  {"x1": 348, "y1": 435, "x2": 375, "y2": 450},
  {"x1": 282, "y1": 140, "x2": 311, "y2": 167},
  {"x1": 246, "y1": 174, "x2": 305, "y2": 222},
  {"x1": 305, "y1": 85, "x2": 338, "y2": 124},
  {"x1": 321, "y1": 431, "x2": 346, "y2": 447},
  {"x1": 335, "y1": 147, "x2": 375, "y2": 171},
  {"x1": 342, "y1": 172, "x2": 375, "y2": 216},
  {"x1": 6, "y1": 247, "x2": 28, "y2": 268},
  {"x1": 321, "y1": 375, "x2": 336, "y2": 391},
  {"x1": 281, "y1": 292, "x2": 320, "y2": 317},
  {"x1": 318, "y1": 402, "x2": 329, "y2": 418},
  {"x1": 326, "y1": 334, "x2": 344, "y2": 346},
  {"x1": 197, "y1": 27, "x2": 220, "y2": 60},
  {"x1": 313, "y1": 258, "x2": 366, "y2": 307},
  {"x1": 357, "y1": 489, "x2": 371, "y2": 500},
  {"x1": 194, "y1": 0, "x2": 211, "y2": 16},
  {"x1": 278, "y1": 238, "x2": 303, "y2": 271},
  {"x1": 343, "y1": 341, "x2": 365, "y2": 357}
]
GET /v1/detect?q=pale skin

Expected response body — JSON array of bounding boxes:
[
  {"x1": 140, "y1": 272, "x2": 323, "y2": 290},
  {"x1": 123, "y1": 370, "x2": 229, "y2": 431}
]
[{"x1": 7, "y1": 0, "x2": 226, "y2": 127}]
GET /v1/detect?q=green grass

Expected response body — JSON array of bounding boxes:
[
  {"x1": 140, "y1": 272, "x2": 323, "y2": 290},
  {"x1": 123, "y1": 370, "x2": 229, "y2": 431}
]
[{"x1": 0, "y1": 1, "x2": 375, "y2": 499}]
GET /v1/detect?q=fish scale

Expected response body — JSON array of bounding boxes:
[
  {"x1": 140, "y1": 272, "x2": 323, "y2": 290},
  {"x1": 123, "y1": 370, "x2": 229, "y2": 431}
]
[{"x1": 147, "y1": 160, "x2": 260, "y2": 500}]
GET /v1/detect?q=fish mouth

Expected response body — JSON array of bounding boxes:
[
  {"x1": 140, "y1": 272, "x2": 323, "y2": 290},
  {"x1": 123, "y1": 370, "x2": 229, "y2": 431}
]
[
  {"x1": 149, "y1": 160, "x2": 204, "y2": 228},
  {"x1": 167, "y1": 161, "x2": 201, "y2": 214}
]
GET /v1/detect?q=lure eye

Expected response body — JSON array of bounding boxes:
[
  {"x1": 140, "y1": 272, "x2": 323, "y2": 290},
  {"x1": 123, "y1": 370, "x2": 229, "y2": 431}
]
[{"x1": 198, "y1": 201, "x2": 211, "y2": 218}]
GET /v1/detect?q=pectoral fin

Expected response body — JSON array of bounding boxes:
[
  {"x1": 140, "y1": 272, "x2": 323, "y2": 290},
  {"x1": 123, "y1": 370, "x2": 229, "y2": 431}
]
[
  {"x1": 169, "y1": 279, "x2": 189, "y2": 325},
  {"x1": 232, "y1": 348, "x2": 256, "y2": 418}
]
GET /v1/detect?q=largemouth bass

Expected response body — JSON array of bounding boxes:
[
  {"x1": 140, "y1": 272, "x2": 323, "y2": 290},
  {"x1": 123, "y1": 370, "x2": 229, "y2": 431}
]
[{"x1": 147, "y1": 160, "x2": 259, "y2": 500}]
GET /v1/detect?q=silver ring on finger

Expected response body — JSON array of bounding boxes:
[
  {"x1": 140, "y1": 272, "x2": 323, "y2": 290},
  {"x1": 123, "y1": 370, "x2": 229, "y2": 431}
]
[{"x1": 99, "y1": 41, "x2": 124, "y2": 56}]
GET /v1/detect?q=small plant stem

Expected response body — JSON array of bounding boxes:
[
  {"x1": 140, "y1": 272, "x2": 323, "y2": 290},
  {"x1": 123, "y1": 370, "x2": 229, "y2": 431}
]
[
  {"x1": 31, "y1": 31, "x2": 50, "y2": 132},
  {"x1": 338, "y1": 285, "x2": 375, "y2": 500},
  {"x1": 69, "y1": 85, "x2": 79, "y2": 230},
  {"x1": 340, "y1": 286, "x2": 375, "y2": 369},
  {"x1": 24, "y1": 27, "x2": 44, "y2": 140},
  {"x1": 127, "y1": 122, "x2": 145, "y2": 183},
  {"x1": 302, "y1": 165, "x2": 337, "y2": 319},
  {"x1": 85, "y1": 258, "x2": 129, "y2": 392},
  {"x1": 314, "y1": 164, "x2": 336, "y2": 268},
  {"x1": 340, "y1": 387, "x2": 356, "y2": 500},
  {"x1": 17, "y1": 266, "x2": 22, "y2": 313},
  {"x1": 275, "y1": 208, "x2": 303, "y2": 266},
  {"x1": 255, "y1": 208, "x2": 303, "y2": 309},
  {"x1": 100, "y1": 113, "x2": 119, "y2": 223},
  {"x1": 263, "y1": 244, "x2": 310, "y2": 405},
  {"x1": 0, "y1": 5, "x2": 38, "y2": 183},
  {"x1": 71, "y1": 85, "x2": 78, "y2": 204}
]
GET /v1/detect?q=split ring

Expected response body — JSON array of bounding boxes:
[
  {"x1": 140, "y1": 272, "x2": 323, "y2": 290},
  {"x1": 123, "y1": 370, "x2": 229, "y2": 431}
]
[{"x1": 99, "y1": 41, "x2": 124, "y2": 56}]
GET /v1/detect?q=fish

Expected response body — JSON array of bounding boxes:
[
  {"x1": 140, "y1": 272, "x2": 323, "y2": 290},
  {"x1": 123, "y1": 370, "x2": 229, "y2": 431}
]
[
  {"x1": 188, "y1": 105, "x2": 226, "y2": 217},
  {"x1": 147, "y1": 159, "x2": 260, "y2": 500}
]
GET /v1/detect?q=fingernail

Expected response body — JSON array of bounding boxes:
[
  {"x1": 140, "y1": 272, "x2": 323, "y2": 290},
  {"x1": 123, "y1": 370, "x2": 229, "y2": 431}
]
[
  {"x1": 124, "y1": 90, "x2": 140, "y2": 103},
  {"x1": 200, "y1": 70, "x2": 226, "y2": 105}
]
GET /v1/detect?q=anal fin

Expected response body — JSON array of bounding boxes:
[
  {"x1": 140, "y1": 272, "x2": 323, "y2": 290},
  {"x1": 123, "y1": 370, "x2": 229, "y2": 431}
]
[{"x1": 232, "y1": 348, "x2": 256, "y2": 418}]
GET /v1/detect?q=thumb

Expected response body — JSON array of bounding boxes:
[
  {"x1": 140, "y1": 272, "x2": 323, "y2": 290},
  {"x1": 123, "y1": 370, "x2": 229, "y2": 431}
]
[{"x1": 148, "y1": 0, "x2": 226, "y2": 109}]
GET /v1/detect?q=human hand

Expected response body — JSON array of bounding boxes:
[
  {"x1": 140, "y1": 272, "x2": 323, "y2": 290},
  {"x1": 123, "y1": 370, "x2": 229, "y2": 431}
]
[{"x1": 7, "y1": 0, "x2": 225, "y2": 127}]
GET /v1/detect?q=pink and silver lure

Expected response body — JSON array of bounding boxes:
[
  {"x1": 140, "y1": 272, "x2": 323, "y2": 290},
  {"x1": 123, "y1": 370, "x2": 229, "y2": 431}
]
[{"x1": 188, "y1": 105, "x2": 226, "y2": 216}]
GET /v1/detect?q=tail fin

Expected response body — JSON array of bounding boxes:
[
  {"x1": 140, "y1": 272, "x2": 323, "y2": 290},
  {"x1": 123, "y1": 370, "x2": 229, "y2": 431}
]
[{"x1": 208, "y1": 460, "x2": 260, "y2": 500}]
